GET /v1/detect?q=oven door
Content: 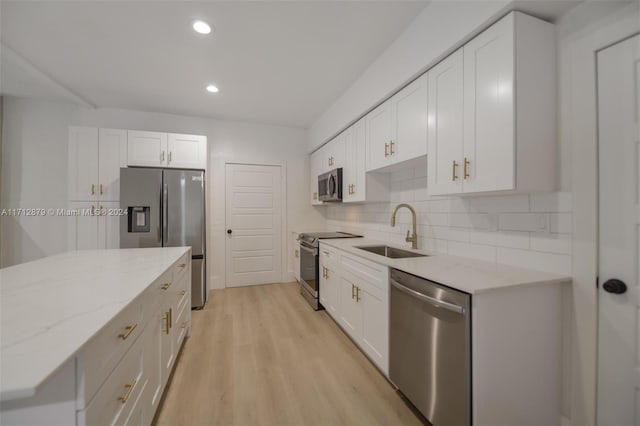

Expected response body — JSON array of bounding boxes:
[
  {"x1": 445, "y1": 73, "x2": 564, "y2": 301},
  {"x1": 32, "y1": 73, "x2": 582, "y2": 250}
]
[{"x1": 299, "y1": 242, "x2": 318, "y2": 297}]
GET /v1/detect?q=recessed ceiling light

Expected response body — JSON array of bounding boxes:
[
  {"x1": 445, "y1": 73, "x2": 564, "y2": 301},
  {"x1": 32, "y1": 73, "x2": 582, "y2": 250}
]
[
  {"x1": 206, "y1": 85, "x2": 219, "y2": 93},
  {"x1": 192, "y1": 20, "x2": 212, "y2": 35}
]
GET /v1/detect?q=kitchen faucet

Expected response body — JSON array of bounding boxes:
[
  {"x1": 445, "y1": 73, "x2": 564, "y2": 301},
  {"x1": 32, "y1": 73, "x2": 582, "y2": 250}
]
[{"x1": 390, "y1": 203, "x2": 418, "y2": 249}]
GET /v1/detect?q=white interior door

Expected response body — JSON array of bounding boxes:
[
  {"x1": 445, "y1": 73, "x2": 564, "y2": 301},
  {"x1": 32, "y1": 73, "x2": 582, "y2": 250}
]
[
  {"x1": 225, "y1": 163, "x2": 282, "y2": 287},
  {"x1": 597, "y1": 34, "x2": 640, "y2": 426}
]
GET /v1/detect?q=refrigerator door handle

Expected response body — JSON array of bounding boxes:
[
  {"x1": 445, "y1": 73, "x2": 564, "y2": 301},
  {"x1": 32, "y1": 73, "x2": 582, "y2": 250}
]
[{"x1": 163, "y1": 182, "x2": 168, "y2": 243}]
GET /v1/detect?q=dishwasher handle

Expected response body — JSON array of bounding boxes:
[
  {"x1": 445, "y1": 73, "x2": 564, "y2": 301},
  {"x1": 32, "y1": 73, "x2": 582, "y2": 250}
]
[{"x1": 391, "y1": 279, "x2": 466, "y2": 315}]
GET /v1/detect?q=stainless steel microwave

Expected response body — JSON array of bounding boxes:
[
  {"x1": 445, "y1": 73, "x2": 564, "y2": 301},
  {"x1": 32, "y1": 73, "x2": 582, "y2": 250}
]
[{"x1": 318, "y1": 168, "x2": 342, "y2": 202}]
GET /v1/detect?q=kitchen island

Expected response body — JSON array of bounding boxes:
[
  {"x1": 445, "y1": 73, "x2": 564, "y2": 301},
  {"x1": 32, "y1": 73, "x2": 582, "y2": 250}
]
[{"x1": 0, "y1": 247, "x2": 192, "y2": 426}]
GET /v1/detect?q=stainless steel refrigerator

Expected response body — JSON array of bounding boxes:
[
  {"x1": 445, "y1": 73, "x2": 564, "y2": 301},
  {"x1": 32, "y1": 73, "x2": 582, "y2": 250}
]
[{"x1": 120, "y1": 167, "x2": 206, "y2": 309}]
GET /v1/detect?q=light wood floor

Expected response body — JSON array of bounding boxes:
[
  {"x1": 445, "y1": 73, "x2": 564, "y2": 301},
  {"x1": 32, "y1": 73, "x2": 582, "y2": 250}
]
[{"x1": 154, "y1": 282, "x2": 423, "y2": 426}]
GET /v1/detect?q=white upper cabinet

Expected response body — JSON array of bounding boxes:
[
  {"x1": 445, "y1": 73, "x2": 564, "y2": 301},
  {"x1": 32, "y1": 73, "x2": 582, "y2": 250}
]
[
  {"x1": 344, "y1": 118, "x2": 389, "y2": 203},
  {"x1": 98, "y1": 128, "x2": 127, "y2": 201},
  {"x1": 365, "y1": 100, "x2": 393, "y2": 171},
  {"x1": 310, "y1": 147, "x2": 324, "y2": 205},
  {"x1": 366, "y1": 74, "x2": 428, "y2": 172},
  {"x1": 427, "y1": 50, "x2": 464, "y2": 196},
  {"x1": 127, "y1": 130, "x2": 168, "y2": 167},
  {"x1": 128, "y1": 131, "x2": 207, "y2": 169},
  {"x1": 68, "y1": 127, "x2": 99, "y2": 201},
  {"x1": 318, "y1": 134, "x2": 345, "y2": 174},
  {"x1": 69, "y1": 127, "x2": 126, "y2": 202},
  {"x1": 428, "y1": 12, "x2": 556, "y2": 195},
  {"x1": 167, "y1": 133, "x2": 207, "y2": 169}
]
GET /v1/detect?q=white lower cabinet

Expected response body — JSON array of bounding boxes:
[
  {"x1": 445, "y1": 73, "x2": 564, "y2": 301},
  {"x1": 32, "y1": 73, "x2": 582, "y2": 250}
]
[
  {"x1": 320, "y1": 243, "x2": 389, "y2": 375},
  {"x1": 292, "y1": 232, "x2": 301, "y2": 282}
]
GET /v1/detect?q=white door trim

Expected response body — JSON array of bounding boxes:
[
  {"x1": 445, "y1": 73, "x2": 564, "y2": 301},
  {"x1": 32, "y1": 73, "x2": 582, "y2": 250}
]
[{"x1": 223, "y1": 160, "x2": 287, "y2": 287}]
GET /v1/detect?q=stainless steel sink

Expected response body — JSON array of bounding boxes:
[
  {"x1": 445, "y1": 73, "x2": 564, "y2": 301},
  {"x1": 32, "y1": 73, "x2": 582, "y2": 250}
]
[{"x1": 355, "y1": 245, "x2": 428, "y2": 259}]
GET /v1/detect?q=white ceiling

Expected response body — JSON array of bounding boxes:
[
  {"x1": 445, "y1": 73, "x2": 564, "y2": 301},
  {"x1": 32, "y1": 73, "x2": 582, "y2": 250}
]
[{"x1": 0, "y1": 1, "x2": 428, "y2": 128}]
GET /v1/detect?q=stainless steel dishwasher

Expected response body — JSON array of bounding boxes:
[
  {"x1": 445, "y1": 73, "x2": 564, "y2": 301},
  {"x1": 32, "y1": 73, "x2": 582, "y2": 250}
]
[{"x1": 389, "y1": 268, "x2": 471, "y2": 426}]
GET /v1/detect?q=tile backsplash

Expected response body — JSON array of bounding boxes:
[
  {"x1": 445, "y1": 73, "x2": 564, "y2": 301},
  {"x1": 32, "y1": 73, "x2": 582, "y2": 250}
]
[{"x1": 322, "y1": 167, "x2": 572, "y2": 275}]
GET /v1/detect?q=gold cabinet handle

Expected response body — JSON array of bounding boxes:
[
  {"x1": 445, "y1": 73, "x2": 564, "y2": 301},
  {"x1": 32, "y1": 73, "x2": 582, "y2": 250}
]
[
  {"x1": 452, "y1": 160, "x2": 459, "y2": 181},
  {"x1": 118, "y1": 378, "x2": 137, "y2": 403},
  {"x1": 161, "y1": 151, "x2": 165, "y2": 161},
  {"x1": 91, "y1": 184, "x2": 95, "y2": 195},
  {"x1": 181, "y1": 321, "x2": 187, "y2": 329},
  {"x1": 161, "y1": 283, "x2": 171, "y2": 290},
  {"x1": 313, "y1": 192, "x2": 318, "y2": 200},
  {"x1": 169, "y1": 308, "x2": 172, "y2": 328},
  {"x1": 390, "y1": 140, "x2": 395, "y2": 155},
  {"x1": 325, "y1": 268, "x2": 329, "y2": 279},
  {"x1": 179, "y1": 263, "x2": 186, "y2": 268},
  {"x1": 168, "y1": 151, "x2": 172, "y2": 162},
  {"x1": 464, "y1": 157, "x2": 470, "y2": 179},
  {"x1": 118, "y1": 323, "x2": 137, "y2": 340},
  {"x1": 356, "y1": 286, "x2": 361, "y2": 302},
  {"x1": 99, "y1": 184, "x2": 103, "y2": 195},
  {"x1": 384, "y1": 143, "x2": 389, "y2": 157},
  {"x1": 295, "y1": 249, "x2": 299, "y2": 258},
  {"x1": 180, "y1": 289, "x2": 186, "y2": 296},
  {"x1": 351, "y1": 283, "x2": 356, "y2": 300},
  {"x1": 163, "y1": 312, "x2": 170, "y2": 334}
]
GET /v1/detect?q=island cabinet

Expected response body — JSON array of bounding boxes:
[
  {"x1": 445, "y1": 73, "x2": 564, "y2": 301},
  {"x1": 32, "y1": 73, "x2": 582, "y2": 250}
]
[{"x1": 0, "y1": 249, "x2": 192, "y2": 426}]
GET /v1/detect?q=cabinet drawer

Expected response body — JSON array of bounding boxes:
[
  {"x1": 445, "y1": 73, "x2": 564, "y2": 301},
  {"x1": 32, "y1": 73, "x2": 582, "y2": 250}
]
[
  {"x1": 319, "y1": 244, "x2": 338, "y2": 266},
  {"x1": 175, "y1": 271, "x2": 189, "y2": 316},
  {"x1": 143, "y1": 269, "x2": 173, "y2": 321},
  {"x1": 77, "y1": 300, "x2": 143, "y2": 407},
  {"x1": 173, "y1": 253, "x2": 189, "y2": 280},
  {"x1": 173, "y1": 298, "x2": 189, "y2": 350},
  {"x1": 77, "y1": 333, "x2": 144, "y2": 426},
  {"x1": 339, "y1": 251, "x2": 388, "y2": 291}
]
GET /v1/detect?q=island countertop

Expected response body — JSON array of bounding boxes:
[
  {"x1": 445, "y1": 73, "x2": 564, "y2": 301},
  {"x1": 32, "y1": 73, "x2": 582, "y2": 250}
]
[
  {"x1": 319, "y1": 238, "x2": 571, "y2": 294},
  {"x1": 0, "y1": 247, "x2": 190, "y2": 402}
]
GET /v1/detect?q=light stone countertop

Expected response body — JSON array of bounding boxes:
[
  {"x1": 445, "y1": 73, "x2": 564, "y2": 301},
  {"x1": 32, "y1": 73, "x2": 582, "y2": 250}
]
[
  {"x1": 320, "y1": 238, "x2": 571, "y2": 294},
  {"x1": 0, "y1": 247, "x2": 190, "y2": 402}
]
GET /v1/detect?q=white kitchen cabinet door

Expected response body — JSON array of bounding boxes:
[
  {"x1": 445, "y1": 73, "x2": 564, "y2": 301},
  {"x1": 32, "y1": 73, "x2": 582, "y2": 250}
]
[
  {"x1": 343, "y1": 121, "x2": 363, "y2": 202},
  {"x1": 161, "y1": 303, "x2": 175, "y2": 388},
  {"x1": 69, "y1": 127, "x2": 99, "y2": 202},
  {"x1": 427, "y1": 51, "x2": 464, "y2": 196},
  {"x1": 365, "y1": 100, "x2": 392, "y2": 171},
  {"x1": 167, "y1": 133, "x2": 206, "y2": 170},
  {"x1": 69, "y1": 201, "x2": 99, "y2": 250},
  {"x1": 324, "y1": 134, "x2": 345, "y2": 172},
  {"x1": 127, "y1": 130, "x2": 168, "y2": 167},
  {"x1": 98, "y1": 128, "x2": 127, "y2": 201},
  {"x1": 97, "y1": 201, "x2": 120, "y2": 249},
  {"x1": 310, "y1": 149, "x2": 323, "y2": 205},
  {"x1": 144, "y1": 307, "x2": 163, "y2": 416},
  {"x1": 360, "y1": 284, "x2": 389, "y2": 375},
  {"x1": 338, "y1": 273, "x2": 362, "y2": 341},
  {"x1": 389, "y1": 73, "x2": 428, "y2": 166},
  {"x1": 319, "y1": 246, "x2": 339, "y2": 317},
  {"x1": 462, "y1": 14, "x2": 514, "y2": 193}
]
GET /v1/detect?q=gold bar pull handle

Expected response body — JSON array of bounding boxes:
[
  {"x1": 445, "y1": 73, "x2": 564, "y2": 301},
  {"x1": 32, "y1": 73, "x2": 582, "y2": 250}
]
[
  {"x1": 169, "y1": 308, "x2": 172, "y2": 328},
  {"x1": 180, "y1": 289, "x2": 186, "y2": 296},
  {"x1": 118, "y1": 378, "x2": 137, "y2": 403},
  {"x1": 161, "y1": 151, "x2": 165, "y2": 162},
  {"x1": 295, "y1": 249, "x2": 299, "y2": 258},
  {"x1": 464, "y1": 157, "x2": 470, "y2": 179},
  {"x1": 179, "y1": 263, "x2": 186, "y2": 268},
  {"x1": 163, "y1": 312, "x2": 170, "y2": 334},
  {"x1": 161, "y1": 283, "x2": 171, "y2": 290},
  {"x1": 182, "y1": 321, "x2": 187, "y2": 329},
  {"x1": 313, "y1": 192, "x2": 318, "y2": 200},
  {"x1": 352, "y1": 283, "x2": 356, "y2": 300},
  {"x1": 118, "y1": 323, "x2": 137, "y2": 340},
  {"x1": 91, "y1": 184, "x2": 95, "y2": 195},
  {"x1": 452, "y1": 160, "x2": 459, "y2": 181},
  {"x1": 99, "y1": 184, "x2": 103, "y2": 195},
  {"x1": 384, "y1": 143, "x2": 389, "y2": 157},
  {"x1": 351, "y1": 184, "x2": 355, "y2": 194},
  {"x1": 168, "y1": 151, "x2": 172, "y2": 162},
  {"x1": 390, "y1": 140, "x2": 395, "y2": 155},
  {"x1": 356, "y1": 286, "x2": 361, "y2": 302}
]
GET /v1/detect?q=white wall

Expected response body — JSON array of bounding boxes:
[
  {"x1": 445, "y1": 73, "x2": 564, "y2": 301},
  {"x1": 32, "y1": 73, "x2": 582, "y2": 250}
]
[
  {"x1": 308, "y1": 1, "x2": 512, "y2": 152},
  {"x1": 0, "y1": 96, "x2": 325, "y2": 291}
]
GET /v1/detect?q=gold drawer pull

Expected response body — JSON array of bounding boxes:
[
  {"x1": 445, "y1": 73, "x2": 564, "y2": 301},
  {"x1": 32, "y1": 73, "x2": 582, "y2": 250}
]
[
  {"x1": 384, "y1": 142, "x2": 389, "y2": 157},
  {"x1": 91, "y1": 184, "x2": 95, "y2": 195},
  {"x1": 389, "y1": 140, "x2": 395, "y2": 155},
  {"x1": 118, "y1": 378, "x2": 137, "y2": 403},
  {"x1": 351, "y1": 284, "x2": 356, "y2": 300},
  {"x1": 464, "y1": 157, "x2": 470, "y2": 179},
  {"x1": 161, "y1": 283, "x2": 171, "y2": 290},
  {"x1": 163, "y1": 311, "x2": 170, "y2": 334},
  {"x1": 452, "y1": 160, "x2": 459, "y2": 181},
  {"x1": 180, "y1": 289, "x2": 186, "y2": 296},
  {"x1": 99, "y1": 184, "x2": 104, "y2": 195},
  {"x1": 295, "y1": 249, "x2": 299, "y2": 258},
  {"x1": 118, "y1": 324, "x2": 137, "y2": 340},
  {"x1": 182, "y1": 321, "x2": 187, "y2": 329},
  {"x1": 179, "y1": 263, "x2": 186, "y2": 268}
]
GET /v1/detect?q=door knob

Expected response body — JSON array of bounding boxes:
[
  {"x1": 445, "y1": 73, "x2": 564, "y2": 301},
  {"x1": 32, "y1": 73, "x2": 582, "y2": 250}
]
[
  {"x1": 603, "y1": 278, "x2": 627, "y2": 294},
  {"x1": 227, "y1": 229, "x2": 232, "y2": 235}
]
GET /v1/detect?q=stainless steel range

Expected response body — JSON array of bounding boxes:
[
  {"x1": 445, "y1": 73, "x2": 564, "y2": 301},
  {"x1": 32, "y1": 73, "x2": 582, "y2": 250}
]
[{"x1": 298, "y1": 232, "x2": 361, "y2": 310}]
